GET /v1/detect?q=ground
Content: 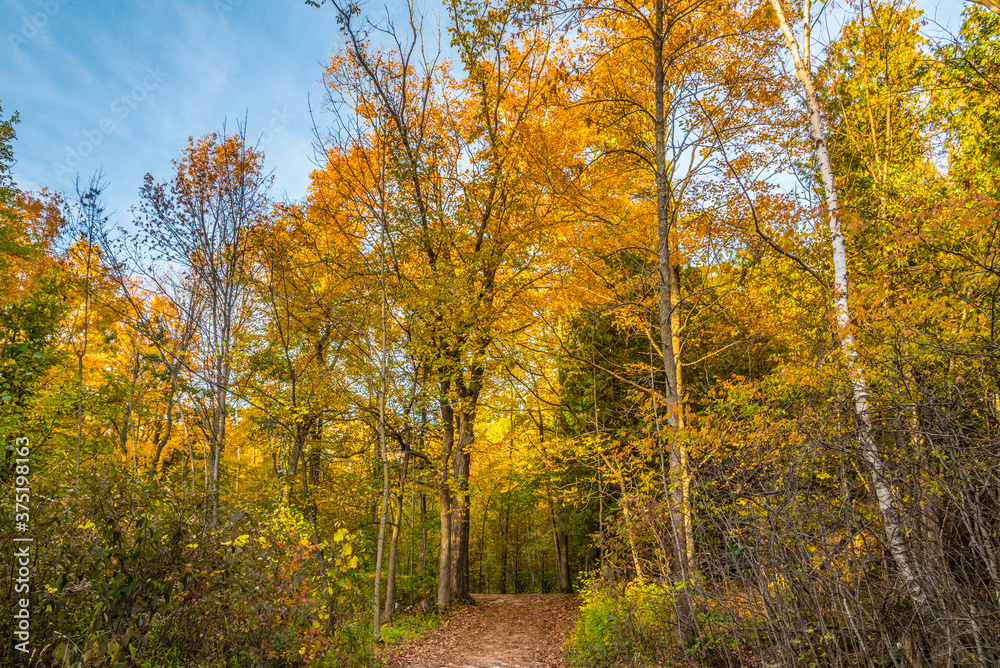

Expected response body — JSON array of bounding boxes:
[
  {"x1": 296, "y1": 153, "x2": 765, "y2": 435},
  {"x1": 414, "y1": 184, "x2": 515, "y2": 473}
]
[{"x1": 386, "y1": 593, "x2": 581, "y2": 668}]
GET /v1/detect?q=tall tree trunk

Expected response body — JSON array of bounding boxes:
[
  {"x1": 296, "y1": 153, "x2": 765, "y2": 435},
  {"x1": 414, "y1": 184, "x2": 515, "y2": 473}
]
[
  {"x1": 385, "y1": 453, "x2": 409, "y2": 625},
  {"x1": 300, "y1": 443, "x2": 311, "y2": 523},
  {"x1": 373, "y1": 218, "x2": 391, "y2": 640},
  {"x1": 409, "y1": 490, "x2": 416, "y2": 606},
  {"x1": 283, "y1": 416, "x2": 314, "y2": 504},
  {"x1": 549, "y1": 500, "x2": 572, "y2": 593},
  {"x1": 75, "y1": 222, "x2": 95, "y2": 476},
  {"x1": 419, "y1": 491, "x2": 427, "y2": 578},
  {"x1": 149, "y1": 364, "x2": 180, "y2": 474},
  {"x1": 384, "y1": 497, "x2": 401, "y2": 625},
  {"x1": 500, "y1": 496, "x2": 509, "y2": 594},
  {"x1": 374, "y1": 454, "x2": 390, "y2": 636},
  {"x1": 179, "y1": 402, "x2": 196, "y2": 493},
  {"x1": 529, "y1": 526, "x2": 537, "y2": 592},
  {"x1": 770, "y1": 0, "x2": 931, "y2": 616},
  {"x1": 120, "y1": 351, "x2": 138, "y2": 457},
  {"x1": 513, "y1": 524, "x2": 520, "y2": 593},
  {"x1": 437, "y1": 401, "x2": 455, "y2": 608},
  {"x1": 654, "y1": 0, "x2": 695, "y2": 645},
  {"x1": 670, "y1": 262, "x2": 696, "y2": 568},
  {"x1": 450, "y1": 408, "x2": 474, "y2": 603},
  {"x1": 437, "y1": 484, "x2": 452, "y2": 608},
  {"x1": 208, "y1": 372, "x2": 228, "y2": 511},
  {"x1": 75, "y1": 349, "x2": 87, "y2": 474},
  {"x1": 479, "y1": 493, "x2": 491, "y2": 593}
]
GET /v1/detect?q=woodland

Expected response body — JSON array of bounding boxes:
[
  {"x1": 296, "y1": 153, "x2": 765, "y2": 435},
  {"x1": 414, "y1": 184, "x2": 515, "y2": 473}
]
[{"x1": 2, "y1": 0, "x2": 1000, "y2": 666}]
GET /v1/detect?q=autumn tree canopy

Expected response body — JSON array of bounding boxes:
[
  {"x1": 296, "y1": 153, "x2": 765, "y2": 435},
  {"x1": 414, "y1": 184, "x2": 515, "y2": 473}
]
[{"x1": 2, "y1": 1, "x2": 1000, "y2": 666}]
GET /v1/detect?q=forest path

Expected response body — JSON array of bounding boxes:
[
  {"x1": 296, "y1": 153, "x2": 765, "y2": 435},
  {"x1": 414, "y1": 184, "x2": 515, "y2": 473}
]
[{"x1": 388, "y1": 593, "x2": 580, "y2": 668}]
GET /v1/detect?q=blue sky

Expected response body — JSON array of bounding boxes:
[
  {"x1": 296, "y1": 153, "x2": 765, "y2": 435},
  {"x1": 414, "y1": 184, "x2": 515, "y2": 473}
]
[
  {"x1": 1, "y1": 0, "x2": 966, "y2": 223},
  {"x1": 1, "y1": 0, "x2": 373, "y2": 219}
]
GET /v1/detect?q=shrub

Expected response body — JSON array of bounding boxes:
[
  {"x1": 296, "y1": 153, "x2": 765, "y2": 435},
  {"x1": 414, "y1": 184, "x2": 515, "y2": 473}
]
[
  {"x1": 0, "y1": 469, "x2": 374, "y2": 667},
  {"x1": 567, "y1": 577, "x2": 675, "y2": 667}
]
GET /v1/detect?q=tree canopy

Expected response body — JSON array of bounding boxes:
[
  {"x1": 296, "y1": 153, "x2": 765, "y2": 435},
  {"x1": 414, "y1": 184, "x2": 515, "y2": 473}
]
[{"x1": 3, "y1": 1, "x2": 1000, "y2": 666}]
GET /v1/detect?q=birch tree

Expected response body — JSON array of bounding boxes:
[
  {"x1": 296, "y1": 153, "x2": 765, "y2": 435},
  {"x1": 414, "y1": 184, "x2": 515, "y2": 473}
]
[{"x1": 768, "y1": 0, "x2": 932, "y2": 616}]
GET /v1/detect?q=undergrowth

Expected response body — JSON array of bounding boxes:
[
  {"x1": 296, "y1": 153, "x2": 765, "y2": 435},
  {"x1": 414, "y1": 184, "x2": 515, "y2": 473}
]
[{"x1": 566, "y1": 577, "x2": 678, "y2": 668}]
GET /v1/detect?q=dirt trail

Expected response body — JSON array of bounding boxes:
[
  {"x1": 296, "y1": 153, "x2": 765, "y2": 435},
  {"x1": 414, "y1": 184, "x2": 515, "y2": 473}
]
[{"x1": 388, "y1": 593, "x2": 580, "y2": 668}]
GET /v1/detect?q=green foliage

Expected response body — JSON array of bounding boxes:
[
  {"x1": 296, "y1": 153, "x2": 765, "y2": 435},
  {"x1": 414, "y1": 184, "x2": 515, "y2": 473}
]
[
  {"x1": 0, "y1": 468, "x2": 377, "y2": 667},
  {"x1": 0, "y1": 101, "x2": 18, "y2": 206},
  {"x1": 379, "y1": 611, "x2": 441, "y2": 645},
  {"x1": 556, "y1": 311, "x2": 651, "y2": 440},
  {"x1": 0, "y1": 101, "x2": 34, "y2": 261},
  {"x1": 820, "y1": 2, "x2": 932, "y2": 219},
  {"x1": 935, "y1": 6, "x2": 1000, "y2": 197},
  {"x1": 0, "y1": 270, "x2": 67, "y2": 450},
  {"x1": 567, "y1": 578, "x2": 677, "y2": 667}
]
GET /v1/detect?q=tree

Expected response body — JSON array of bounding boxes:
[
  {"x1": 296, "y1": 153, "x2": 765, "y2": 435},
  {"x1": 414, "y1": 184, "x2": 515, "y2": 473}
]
[
  {"x1": 553, "y1": 0, "x2": 790, "y2": 642},
  {"x1": 938, "y1": 4, "x2": 1000, "y2": 199},
  {"x1": 65, "y1": 173, "x2": 110, "y2": 474},
  {"x1": 769, "y1": 0, "x2": 933, "y2": 620},
  {"x1": 136, "y1": 130, "x2": 271, "y2": 495},
  {"x1": 314, "y1": 0, "x2": 564, "y2": 608},
  {"x1": 0, "y1": 105, "x2": 66, "y2": 472},
  {"x1": 0, "y1": 102, "x2": 29, "y2": 261},
  {"x1": 242, "y1": 202, "x2": 364, "y2": 508},
  {"x1": 820, "y1": 1, "x2": 932, "y2": 222}
]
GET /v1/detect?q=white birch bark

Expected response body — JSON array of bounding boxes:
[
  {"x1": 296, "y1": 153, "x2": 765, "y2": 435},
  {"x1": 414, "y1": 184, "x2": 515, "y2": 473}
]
[{"x1": 769, "y1": 0, "x2": 931, "y2": 613}]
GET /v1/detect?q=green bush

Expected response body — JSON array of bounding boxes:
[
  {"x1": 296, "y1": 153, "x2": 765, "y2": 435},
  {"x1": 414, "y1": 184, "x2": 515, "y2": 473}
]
[
  {"x1": 0, "y1": 469, "x2": 376, "y2": 667},
  {"x1": 567, "y1": 577, "x2": 676, "y2": 668}
]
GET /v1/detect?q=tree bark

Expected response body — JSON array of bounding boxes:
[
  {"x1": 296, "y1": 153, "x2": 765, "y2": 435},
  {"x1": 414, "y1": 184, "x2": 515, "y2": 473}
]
[
  {"x1": 479, "y1": 493, "x2": 491, "y2": 593},
  {"x1": 374, "y1": 453, "x2": 390, "y2": 636},
  {"x1": 670, "y1": 262, "x2": 696, "y2": 569},
  {"x1": 282, "y1": 415, "x2": 317, "y2": 504},
  {"x1": 178, "y1": 402, "x2": 196, "y2": 493},
  {"x1": 651, "y1": 0, "x2": 696, "y2": 646},
  {"x1": 500, "y1": 496, "x2": 510, "y2": 594},
  {"x1": 513, "y1": 524, "x2": 520, "y2": 593},
  {"x1": 437, "y1": 400, "x2": 455, "y2": 608},
  {"x1": 385, "y1": 453, "x2": 409, "y2": 624},
  {"x1": 419, "y1": 491, "x2": 427, "y2": 578},
  {"x1": 967, "y1": 0, "x2": 1000, "y2": 15},
  {"x1": 374, "y1": 211, "x2": 391, "y2": 640},
  {"x1": 769, "y1": 0, "x2": 932, "y2": 616},
  {"x1": 549, "y1": 500, "x2": 572, "y2": 593},
  {"x1": 450, "y1": 407, "x2": 474, "y2": 602},
  {"x1": 149, "y1": 363, "x2": 181, "y2": 474}
]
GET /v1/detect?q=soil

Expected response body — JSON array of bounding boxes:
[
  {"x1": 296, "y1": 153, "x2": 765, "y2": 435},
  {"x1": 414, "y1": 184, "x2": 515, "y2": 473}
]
[{"x1": 386, "y1": 593, "x2": 581, "y2": 668}]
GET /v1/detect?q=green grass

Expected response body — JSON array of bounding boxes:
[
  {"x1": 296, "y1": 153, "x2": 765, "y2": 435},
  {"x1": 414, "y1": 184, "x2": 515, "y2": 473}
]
[{"x1": 380, "y1": 611, "x2": 443, "y2": 645}]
